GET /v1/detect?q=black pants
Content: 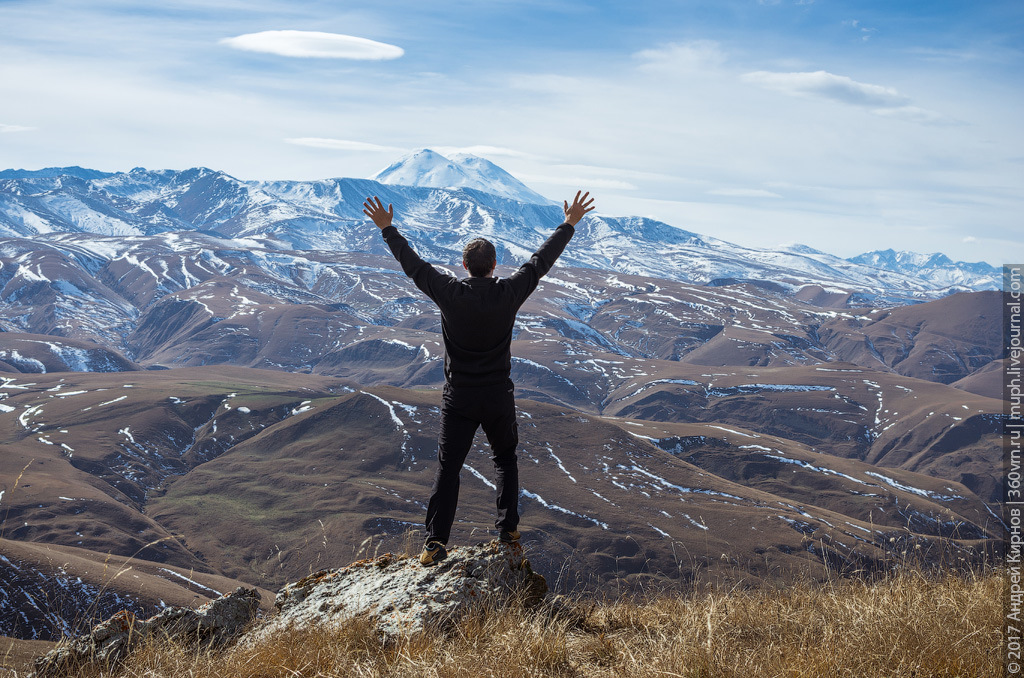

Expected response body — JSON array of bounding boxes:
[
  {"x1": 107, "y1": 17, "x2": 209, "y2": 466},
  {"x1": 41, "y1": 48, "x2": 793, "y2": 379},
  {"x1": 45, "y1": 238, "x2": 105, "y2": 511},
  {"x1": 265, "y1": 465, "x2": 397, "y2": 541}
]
[{"x1": 424, "y1": 380, "x2": 519, "y2": 545}]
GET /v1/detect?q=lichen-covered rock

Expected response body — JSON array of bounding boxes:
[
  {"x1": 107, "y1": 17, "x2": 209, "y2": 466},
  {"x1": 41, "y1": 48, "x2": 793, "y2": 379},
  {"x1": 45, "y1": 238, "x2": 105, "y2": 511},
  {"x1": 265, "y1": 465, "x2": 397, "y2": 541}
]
[
  {"x1": 257, "y1": 540, "x2": 547, "y2": 640},
  {"x1": 29, "y1": 587, "x2": 260, "y2": 678}
]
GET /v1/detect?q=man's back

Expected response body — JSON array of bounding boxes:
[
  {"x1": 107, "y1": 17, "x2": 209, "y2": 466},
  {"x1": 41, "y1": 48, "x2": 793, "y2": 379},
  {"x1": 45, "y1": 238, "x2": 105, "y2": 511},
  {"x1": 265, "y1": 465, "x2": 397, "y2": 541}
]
[
  {"x1": 380, "y1": 221, "x2": 575, "y2": 386},
  {"x1": 434, "y1": 276, "x2": 520, "y2": 385}
]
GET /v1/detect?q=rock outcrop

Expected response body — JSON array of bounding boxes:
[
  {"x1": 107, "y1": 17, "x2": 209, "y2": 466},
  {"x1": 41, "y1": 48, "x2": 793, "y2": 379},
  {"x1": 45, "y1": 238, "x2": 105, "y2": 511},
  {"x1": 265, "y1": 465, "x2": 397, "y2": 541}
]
[
  {"x1": 29, "y1": 541, "x2": 546, "y2": 674},
  {"x1": 259, "y1": 540, "x2": 547, "y2": 639},
  {"x1": 29, "y1": 586, "x2": 260, "y2": 678}
]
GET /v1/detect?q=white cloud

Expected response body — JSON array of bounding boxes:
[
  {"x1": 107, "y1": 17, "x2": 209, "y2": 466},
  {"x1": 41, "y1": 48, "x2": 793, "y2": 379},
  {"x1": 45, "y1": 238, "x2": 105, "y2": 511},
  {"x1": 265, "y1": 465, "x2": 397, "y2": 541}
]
[
  {"x1": 906, "y1": 47, "x2": 982, "y2": 63},
  {"x1": 869, "y1": 105, "x2": 957, "y2": 126},
  {"x1": 708, "y1": 188, "x2": 782, "y2": 198},
  {"x1": 433, "y1": 145, "x2": 534, "y2": 159},
  {"x1": 963, "y1": 236, "x2": 977, "y2": 243},
  {"x1": 553, "y1": 164, "x2": 689, "y2": 185},
  {"x1": 634, "y1": 40, "x2": 726, "y2": 73},
  {"x1": 285, "y1": 141, "x2": 535, "y2": 161},
  {"x1": 508, "y1": 73, "x2": 588, "y2": 93},
  {"x1": 742, "y1": 70, "x2": 909, "y2": 108},
  {"x1": 285, "y1": 138, "x2": 406, "y2": 152},
  {"x1": 843, "y1": 19, "x2": 877, "y2": 42},
  {"x1": 0, "y1": 123, "x2": 36, "y2": 133},
  {"x1": 517, "y1": 174, "x2": 638, "y2": 191},
  {"x1": 220, "y1": 30, "x2": 403, "y2": 60},
  {"x1": 741, "y1": 69, "x2": 956, "y2": 124}
]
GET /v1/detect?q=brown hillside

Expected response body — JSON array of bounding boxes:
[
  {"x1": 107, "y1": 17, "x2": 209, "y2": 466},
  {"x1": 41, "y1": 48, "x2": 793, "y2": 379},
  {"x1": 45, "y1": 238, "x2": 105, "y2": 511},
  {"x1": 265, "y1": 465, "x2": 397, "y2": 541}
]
[
  {"x1": 0, "y1": 368, "x2": 997, "y2": 604},
  {"x1": 817, "y1": 290, "x2": 1003, "y2": 384},
  {"x1": 0, "y1": 538, "x2": 274, "y2": 641}
]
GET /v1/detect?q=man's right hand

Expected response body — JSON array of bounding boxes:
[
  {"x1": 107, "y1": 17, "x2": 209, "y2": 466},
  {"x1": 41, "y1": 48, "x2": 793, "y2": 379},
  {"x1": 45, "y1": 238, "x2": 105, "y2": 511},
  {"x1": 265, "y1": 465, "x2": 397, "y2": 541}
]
[
  {"x1": 563, "y1": 191, "x2": 595, "y2": 226},
  {"x1": 363, "y1": 196, "x2": 394, "y2": 230}
]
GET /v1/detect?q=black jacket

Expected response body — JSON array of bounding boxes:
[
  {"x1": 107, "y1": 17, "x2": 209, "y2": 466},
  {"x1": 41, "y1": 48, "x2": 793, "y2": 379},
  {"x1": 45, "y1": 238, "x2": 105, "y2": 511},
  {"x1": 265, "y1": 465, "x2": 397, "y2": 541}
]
[{"x1": 381, "y1": 223, "x2": 575, "y2": 387}]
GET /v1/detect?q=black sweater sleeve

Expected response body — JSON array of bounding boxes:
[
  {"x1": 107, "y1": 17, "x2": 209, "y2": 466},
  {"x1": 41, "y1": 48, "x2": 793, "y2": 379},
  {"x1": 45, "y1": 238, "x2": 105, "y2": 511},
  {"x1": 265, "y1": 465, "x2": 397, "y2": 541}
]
[
  {"x1": 380, "y1": 225, "x2": 453, "y2": 302},
  {"x1": 506, "y1": 223, "x2": 575, "y2": 307}
]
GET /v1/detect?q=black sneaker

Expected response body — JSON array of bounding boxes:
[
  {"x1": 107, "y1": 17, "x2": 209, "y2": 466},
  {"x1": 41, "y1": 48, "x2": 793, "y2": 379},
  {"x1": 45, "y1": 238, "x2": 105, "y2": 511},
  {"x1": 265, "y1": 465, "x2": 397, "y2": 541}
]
[
  {"x1": 498, "y1": 530, "x2": 521, "y2": 543},
  {"x1": 419, "y1": 540, "x2": 448, "y2": 566}
]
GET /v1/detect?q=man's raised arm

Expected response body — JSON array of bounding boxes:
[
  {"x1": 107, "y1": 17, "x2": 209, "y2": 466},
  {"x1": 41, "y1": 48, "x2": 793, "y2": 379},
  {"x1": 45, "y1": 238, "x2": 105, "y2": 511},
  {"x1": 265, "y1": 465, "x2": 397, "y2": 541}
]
[
  {"x1": 364, "y1": 195, "x2": 450, "y2": 302},
  {"x1": 507, "y1": 191, "x2": 595, "y2": 304}
]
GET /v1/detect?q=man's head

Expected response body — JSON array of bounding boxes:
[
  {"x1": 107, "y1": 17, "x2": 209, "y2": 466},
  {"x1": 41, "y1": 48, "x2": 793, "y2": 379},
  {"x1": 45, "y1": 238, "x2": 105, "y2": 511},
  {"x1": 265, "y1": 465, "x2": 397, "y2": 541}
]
[{"x1": 462, "y1": 238, "x2": 497, "y2": 278}]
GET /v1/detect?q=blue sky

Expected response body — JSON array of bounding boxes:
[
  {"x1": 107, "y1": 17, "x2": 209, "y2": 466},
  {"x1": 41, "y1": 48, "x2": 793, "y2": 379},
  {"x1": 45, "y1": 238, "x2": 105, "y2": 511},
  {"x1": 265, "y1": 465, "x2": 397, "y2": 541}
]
[{"x1": 1, "y1": 0, "x2": 1021, "y2": 265}]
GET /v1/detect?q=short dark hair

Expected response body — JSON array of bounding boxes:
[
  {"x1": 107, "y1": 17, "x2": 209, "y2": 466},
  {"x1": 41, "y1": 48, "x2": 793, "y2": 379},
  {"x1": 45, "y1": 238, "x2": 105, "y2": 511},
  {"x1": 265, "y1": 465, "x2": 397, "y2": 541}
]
[{"x1": 463, "y1": 238, "x2": 496, "y2": 277}]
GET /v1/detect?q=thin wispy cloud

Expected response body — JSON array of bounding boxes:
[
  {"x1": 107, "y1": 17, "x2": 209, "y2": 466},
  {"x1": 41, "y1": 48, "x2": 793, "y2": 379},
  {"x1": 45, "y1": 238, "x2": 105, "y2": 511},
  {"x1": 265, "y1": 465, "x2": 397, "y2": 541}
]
[
  {"x1": 286, "y1": 140, "x2": 533, "y2": 159},
  {"x1": 434, "y1": 146, "x2": 535, "y2": 159},
  {"x1": 842, "y1": 19, "x2": 877, "y2": 42},
  {"x1": 0, "y1": 123, "x2": 36, "y2": 133},
  {"x1": 906, "y1": 47, "x2": 982, "y2": 62},
  {"x1": 869, "y1": 106, "x2": 959, "y2": 126},
  {"x1": 517, "y1": 174, "x2": 638, "y2": 191},
  {"x1": 507, "y1": 73, "x2": 589, "y2": 93},
  {"x1": 708, "y1": 188, "x2": 783, "y2": 199},
  {"x1": 743, "y1": 70, "x2": 908, "y2": 107},
  {"x1": 741, "y1": 70, "x2": 953, "y2": 124},
  {"x1": 553, "y1": 164, "x2": 690, "y2": 186},
  {"x1": 285, "y1": 138, "x2": 406, "y2": 152},
  {"x1": 220, "y1": 30, "x2": 403, "y2": 60},
  {"x1": 634, "y1": 41, "x2": 726, "y2": 74}
]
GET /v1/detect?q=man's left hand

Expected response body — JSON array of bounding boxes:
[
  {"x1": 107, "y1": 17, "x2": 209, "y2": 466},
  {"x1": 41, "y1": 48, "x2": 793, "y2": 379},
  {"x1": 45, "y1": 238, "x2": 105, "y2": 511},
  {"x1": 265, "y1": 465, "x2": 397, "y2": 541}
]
[
  {"x1": 563, "y1": 190, "x2": 595, "y2": 226},
  {"x1": 363, "y1": 196, "x2": 394, "y2": 230}
]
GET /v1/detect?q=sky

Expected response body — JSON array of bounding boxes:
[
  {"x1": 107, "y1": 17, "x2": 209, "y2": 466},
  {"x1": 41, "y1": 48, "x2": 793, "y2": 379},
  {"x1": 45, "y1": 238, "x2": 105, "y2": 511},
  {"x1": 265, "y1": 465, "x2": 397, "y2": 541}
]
[{"x1": 1, "y1": 0, "x2": 1022, "y2": 265}]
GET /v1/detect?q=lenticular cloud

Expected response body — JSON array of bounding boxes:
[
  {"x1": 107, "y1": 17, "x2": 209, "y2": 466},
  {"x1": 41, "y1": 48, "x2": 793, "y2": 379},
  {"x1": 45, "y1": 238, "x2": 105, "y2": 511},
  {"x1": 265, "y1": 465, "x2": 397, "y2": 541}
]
[{"x1": 221, "y1": 30, "x2": 404, "y2": 60}]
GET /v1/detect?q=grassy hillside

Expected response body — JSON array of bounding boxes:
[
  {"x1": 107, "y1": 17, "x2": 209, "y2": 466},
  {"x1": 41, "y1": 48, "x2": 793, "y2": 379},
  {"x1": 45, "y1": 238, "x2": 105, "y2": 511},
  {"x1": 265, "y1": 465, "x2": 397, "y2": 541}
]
[{"x1": 11, "y1": 568, "x2": 1001, "y2": 678}]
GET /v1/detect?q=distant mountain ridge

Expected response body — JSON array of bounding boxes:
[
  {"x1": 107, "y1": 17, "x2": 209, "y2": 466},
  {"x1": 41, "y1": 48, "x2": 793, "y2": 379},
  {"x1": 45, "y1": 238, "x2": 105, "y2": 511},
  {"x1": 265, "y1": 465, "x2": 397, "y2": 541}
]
[
  {"x1": 849, "y1": 248, "x2": 999, "y2": 290},
  {"x1": 0, "y1": 160, "x2": 997, "y2": 300},
  {"x1": 0, "y1": 166, "x2": 116, "y2": 181}
]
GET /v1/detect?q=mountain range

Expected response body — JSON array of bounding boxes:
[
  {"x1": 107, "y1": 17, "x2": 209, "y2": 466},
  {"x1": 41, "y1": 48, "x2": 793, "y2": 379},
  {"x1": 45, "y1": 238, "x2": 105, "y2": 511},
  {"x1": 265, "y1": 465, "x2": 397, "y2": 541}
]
[
  {"x1": 0, "y1": 153, "x2": 1005, "y2": 651},
  {"x1": 0, "y1": 151, "x2": 999, "y2": 301}
]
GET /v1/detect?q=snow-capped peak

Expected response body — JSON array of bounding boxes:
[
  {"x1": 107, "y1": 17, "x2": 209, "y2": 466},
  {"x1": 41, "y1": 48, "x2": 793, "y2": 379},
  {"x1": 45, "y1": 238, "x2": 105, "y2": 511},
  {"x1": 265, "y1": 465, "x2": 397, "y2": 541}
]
[{"x1": 369, "y1": 149, "x2": 551, "y2": 205}]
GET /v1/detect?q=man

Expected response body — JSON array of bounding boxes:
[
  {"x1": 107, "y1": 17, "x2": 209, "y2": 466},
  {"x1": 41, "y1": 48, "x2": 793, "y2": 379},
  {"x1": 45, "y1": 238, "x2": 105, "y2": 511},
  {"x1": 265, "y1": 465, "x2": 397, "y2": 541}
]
[{"x1": 363, "y1": 191, "x2": 595, "y2": 565}]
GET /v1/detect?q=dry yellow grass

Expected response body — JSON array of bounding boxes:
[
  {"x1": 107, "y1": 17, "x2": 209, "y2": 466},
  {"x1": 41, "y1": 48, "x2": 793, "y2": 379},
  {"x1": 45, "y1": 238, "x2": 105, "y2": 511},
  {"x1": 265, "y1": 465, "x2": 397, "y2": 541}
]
[{"x1": 30, "y1": 569, "x2": 1002, "y2": 678}]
